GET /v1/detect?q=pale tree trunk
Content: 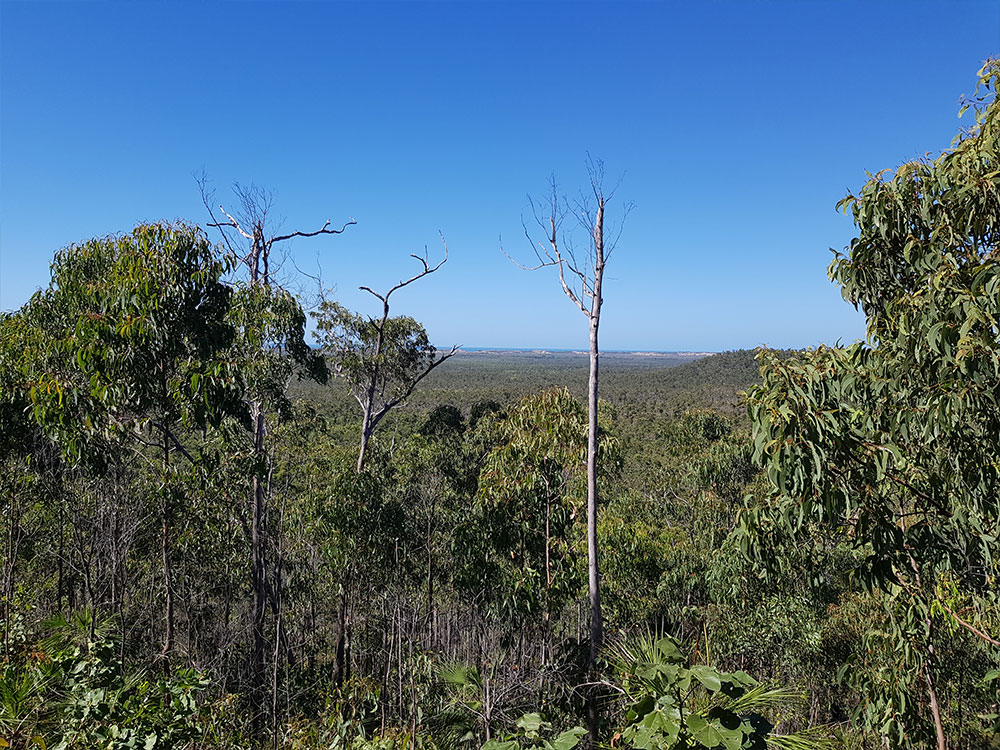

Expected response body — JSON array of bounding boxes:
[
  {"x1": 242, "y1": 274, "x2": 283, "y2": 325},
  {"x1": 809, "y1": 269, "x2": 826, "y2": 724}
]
[
  {"x1": 356, "y1": 313, "x2": 382, "y2": 473},
  {"x1": 924, "y1": 606, "x2": 947, "y2": 750},
  {"x1": 585, "y1": 200, "x2": 605, "y2": 749},
  {"x1": 515, "y1": 162, "x2": 624, "y2": 748},
  {"x1": 924, "y1": 664, "x2": 946, "y2": 750},
  {"x1": 586, "y1": 314, "x2": 602, "y2": 664},
  {"x1": 586, "y1": 197, "x2": 605, "y2": 664}
]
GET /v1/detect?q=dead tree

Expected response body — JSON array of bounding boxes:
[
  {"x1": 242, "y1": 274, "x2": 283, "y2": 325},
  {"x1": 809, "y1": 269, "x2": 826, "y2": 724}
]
[
  {"x1": 314, "y1": 247, "x2": 459, "y2": 472},
  {"x1": 200, "y1": 178, "x2": 354, "y2": 730},
  {"x1": 506, "y1": 159, "x2": 629, "y2": 671}
]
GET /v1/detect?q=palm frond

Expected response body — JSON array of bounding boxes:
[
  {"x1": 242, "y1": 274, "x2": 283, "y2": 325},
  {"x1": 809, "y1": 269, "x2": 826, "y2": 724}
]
[
  {"x1": 766, "y1": 725, "x2": 838, "y2": 750},
  {"x1": 721, "y1": 684, "x2": 807, "y2": 715}
]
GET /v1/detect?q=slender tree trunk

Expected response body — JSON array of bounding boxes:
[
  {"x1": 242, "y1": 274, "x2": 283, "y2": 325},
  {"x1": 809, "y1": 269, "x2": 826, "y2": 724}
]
[
  {"x1": 907, "y1": 554, "x2": 947, "y2": 749},
  {"x1": 358, "y1": 418, "x2": 371, "y2": 473},
  {"x1": 251, "y1": 404, "x2": 268, "y2": 729},
  {"x1": 544, "y1": 490, "x2": 552, "y2": 659},
  {"x1": 426, "y1": 499, "x2": 435, "y2": 628},
  {"x1": 924, "y1": 610, "x2": 947, "y2": 750},
  {"x1": 584, "y1": 200, "x2": 605, "y2": 749},
  {"x1": 335, "y1": 584, "x2": 350, "y2": 687},
  {"x1": 3, "y1": 495, "x2": 17, "y2": 660},
  {"x1": 160, "y1": 424, "x2": 174, "y2": 673},
  {"x1": 270, "y1": 504, "x2": 284, "y2": 750},
  {"x1": 924, "y1": 664, "x2": 946, "y2": 750},
  {"x1": 357, "y1": 317, "x2": 383, "y2": 473},
  {"x1": 586, "y1": 315, "x2": 601, "y2": 664}
]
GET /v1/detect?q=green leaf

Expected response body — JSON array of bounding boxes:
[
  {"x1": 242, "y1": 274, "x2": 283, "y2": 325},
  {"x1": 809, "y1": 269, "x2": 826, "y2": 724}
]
[
  {"x1": 547, "y1": 727, "x2": 587, "y2": 750},
  {"x1": 516, "y1": 712, "x2": 544, "y2": 733},
  {"x1": 690, "y1": 664, "x2": 723, "y2": 692}
]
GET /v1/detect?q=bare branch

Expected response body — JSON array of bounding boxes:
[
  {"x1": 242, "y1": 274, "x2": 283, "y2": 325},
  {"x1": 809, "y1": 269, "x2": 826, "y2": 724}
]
[
  {"x1": 604, "y1": 200, "x2": 634, "y2": 262},
  {"x1": 359, "y1": 286, "x2": 387, "y2": 303},
  {"x1": 381, "y1": 242, "x2": 449, "y2": 304},
  {"x1": 367, "y1": 344, "x2": 460, "y2": 434},
  {"x1": 509, "y1": 178, "x2": 590, "y2": 316},
  {"x1": 501, "y1": 231, "x2": 556, "y2": 271},
  {"x1": 151, "y1": 422, "x2": 197, "y2": 466},
  {"x1": 936, "y1": 595, "x2": 1000, "y2": 646},
  {"x1": 197, "y1": 173, "x2": 242, "y2": 259},
  {"x1": 272, "y1": 218, "x2": 357, "y2": 244},
  {"x1": 215, "y1": 205, "x2": 254, "y2": 240}
]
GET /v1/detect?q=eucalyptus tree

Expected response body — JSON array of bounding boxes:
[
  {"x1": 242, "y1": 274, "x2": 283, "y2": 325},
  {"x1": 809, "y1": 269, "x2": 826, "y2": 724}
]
[
  {"x1": 508, "y1": 160, "x2": 630, "y2": 670},
  {"x1": 13, "y1": 222, "x2": 243, "y2": 667},
  {"x1": 394, "y1": 406, "x2": 471, "y2": 623},
  {"x1": 475, "y1": 388, "x2": 611, "y2": 643},
  {"x1": 744, "y1": 60, "x2": 1000, "y2": 748},
  {"x1": 202, "y1": 180, "x2": 354, "y2": 728},
  {"x1": 312, "y1": 249, "x2": 458, "y2": 472}
]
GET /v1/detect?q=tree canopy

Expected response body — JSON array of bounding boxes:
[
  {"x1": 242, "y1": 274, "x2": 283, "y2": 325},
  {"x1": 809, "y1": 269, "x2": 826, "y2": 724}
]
[{"x1": 744, "y1": 59, "x2": 1000, "y2": 746}]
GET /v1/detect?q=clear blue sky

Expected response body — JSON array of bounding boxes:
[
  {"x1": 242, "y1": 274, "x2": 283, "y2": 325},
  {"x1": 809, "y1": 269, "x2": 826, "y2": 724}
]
[{"x1": 2, "y1": 1, "x2": 998, "y2": 351}]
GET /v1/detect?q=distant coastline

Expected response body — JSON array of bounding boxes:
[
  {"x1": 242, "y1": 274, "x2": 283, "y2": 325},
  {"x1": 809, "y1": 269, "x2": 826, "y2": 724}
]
[{"x1": 456, "y1": 347, "x2": 714, "y2": 357}]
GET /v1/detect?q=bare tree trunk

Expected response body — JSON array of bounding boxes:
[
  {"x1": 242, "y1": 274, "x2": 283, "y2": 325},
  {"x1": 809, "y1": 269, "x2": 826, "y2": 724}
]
[
  {"x1": 586, "y1": 313, "x2": 602, "y2": 665},
  {"x1": 515, "y1": 169, "x2": 619, "y2": 667},
  {"x1": 358, "y1": 417, "x2": 372, "y2": 473},
  {"x1": 270, "y1": 498, "x2": 285, "y2": 750},
  {"x1": 3, "y1": 495, "x2": 18, "y2": 660},
  {"x1": 924, "y1": 663, "x2": 946, "y2": 750},
  {"x1": 334, "y1": 584, "x2": 351, "y2": 687},
  {"x1": 584, "y1": 196, "x2": 606, "y2": 750},
  {"x1": 160, "y1": 498, "x2": 174, "y2": 668},
  {"x1": 426, "y1": 498, "x2": 435, "y2": 628},
  {"x1": 923, "y1": 609, "x2": 947, "y2": 750}
]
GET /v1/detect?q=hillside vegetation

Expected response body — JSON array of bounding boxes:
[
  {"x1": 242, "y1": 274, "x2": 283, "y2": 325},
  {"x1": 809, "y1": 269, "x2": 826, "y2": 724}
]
[{"x1": 1, "y1": 60, "x2": 999, "y2": 750}]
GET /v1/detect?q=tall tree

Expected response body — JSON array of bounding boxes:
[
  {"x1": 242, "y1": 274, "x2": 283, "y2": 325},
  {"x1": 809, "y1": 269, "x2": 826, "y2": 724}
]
[
  {"x1": 313, "y1": 249, "x2": 458, "y2": 472},
  {"x1": 475, "y1": 387, "x2": 619, "y2": 650},
  {"x1": 509, "y1": 160, "x2": 630, "y2": 668},
  {"x1": 13, "y1": 222, "x2": 243, "y2": 668},
  {"x1": 202, "y1": 180, "x2": 354, "y2": 730},
  {"x1": 743, "y1": 60, "x2": 1000, "y2": 749}
]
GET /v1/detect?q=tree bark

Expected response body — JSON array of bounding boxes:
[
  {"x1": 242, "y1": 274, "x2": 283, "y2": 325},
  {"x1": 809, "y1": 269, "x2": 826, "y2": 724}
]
[
  {"x1": 334, "y1": 585, "x2": 351, "y2": 687},
  {"x1": 586, "y1": 313, "x2": 602, "y2": 665},
  {"x1": 358, "y1": 418, "x2": 372, "y2": 473},
  {"x1": 924, "y1": 610, "x2": 947, "y2": 750},
  {"x1": 585, "y1": 199, "x2": 605, "y2": 748}
]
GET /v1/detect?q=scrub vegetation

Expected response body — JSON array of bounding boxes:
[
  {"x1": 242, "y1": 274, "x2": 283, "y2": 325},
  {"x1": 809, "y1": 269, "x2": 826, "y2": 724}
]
[{"x1": 1, "y1": 61, "x2": 1000, "y2": 750}]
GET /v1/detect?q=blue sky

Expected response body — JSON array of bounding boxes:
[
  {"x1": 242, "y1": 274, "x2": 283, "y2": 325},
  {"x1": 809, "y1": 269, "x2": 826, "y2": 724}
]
[{"x1": 2, "y1": 1, "x2": 998, "y2": 351}]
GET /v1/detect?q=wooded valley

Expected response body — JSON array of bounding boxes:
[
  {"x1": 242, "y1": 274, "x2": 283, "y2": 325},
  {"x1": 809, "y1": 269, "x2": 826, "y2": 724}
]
[{"x1": 1, "y1": 60, "x2": 1000, "y2": 750}]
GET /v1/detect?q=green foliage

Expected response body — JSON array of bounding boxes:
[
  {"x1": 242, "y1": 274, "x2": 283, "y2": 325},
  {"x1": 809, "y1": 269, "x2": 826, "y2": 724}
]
[
  {"x1": 458, "y1": 388, "x2": 618, "y2": 621},
  {"x1": 314, "y1": 300, "x2": 438, "y2": 411},
  {"x1": 229, "y1": 281, "x2": 326, "y2": 420},
  {"x1": 743, "y1": 59, "x2": 1000, "y2": 744},
  {"x1": 608, "y1": 635, "x2": 831, "y2": 750},
  {"x1": 0, "y1": 615, "x2": 207, "y2": 750},
  {"x1": 14, "y1": 222, "x2": 245, "y2": 464},
  {"x1": 480, "y1": 713, "x2": 585, "y2": 750}
]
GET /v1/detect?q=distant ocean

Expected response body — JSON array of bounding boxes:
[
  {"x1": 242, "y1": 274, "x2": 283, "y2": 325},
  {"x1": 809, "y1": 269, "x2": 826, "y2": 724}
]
[{"x1": 459, "y1": 347, "x2": 711, "y2": 355}]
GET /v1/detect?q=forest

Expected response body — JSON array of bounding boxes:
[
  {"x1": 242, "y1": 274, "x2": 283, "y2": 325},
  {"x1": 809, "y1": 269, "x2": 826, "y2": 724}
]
[{"x1": 1, "y1": 60, "x2": 999, "y2": 750}]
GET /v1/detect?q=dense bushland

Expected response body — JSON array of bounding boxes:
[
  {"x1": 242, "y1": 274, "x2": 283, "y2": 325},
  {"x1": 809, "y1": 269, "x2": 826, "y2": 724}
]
[{"x1": 2, "y1": 60, "x2": 1000, "y2": 750}]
